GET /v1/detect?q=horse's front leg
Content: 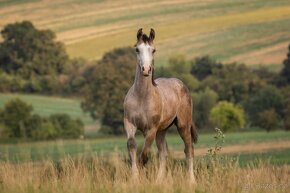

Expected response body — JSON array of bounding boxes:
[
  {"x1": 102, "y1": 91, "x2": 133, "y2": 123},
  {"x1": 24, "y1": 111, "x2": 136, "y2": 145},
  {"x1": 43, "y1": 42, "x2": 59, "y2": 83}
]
[
  {"x1": 124, "y1": 118, "x2": 138, "y2": 179},
  {"x1": 156, "y1": 129, "x2": 169, "y2": 182},
  {"x1": 139, "y1": 128, "x2": 157, "y2": 165}
]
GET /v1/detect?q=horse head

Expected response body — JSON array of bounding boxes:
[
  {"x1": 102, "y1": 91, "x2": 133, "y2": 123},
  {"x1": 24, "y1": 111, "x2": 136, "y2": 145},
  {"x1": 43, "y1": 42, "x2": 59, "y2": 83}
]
[{"x1": 135, "y1": 28, "x2": 156, "y2": 76}]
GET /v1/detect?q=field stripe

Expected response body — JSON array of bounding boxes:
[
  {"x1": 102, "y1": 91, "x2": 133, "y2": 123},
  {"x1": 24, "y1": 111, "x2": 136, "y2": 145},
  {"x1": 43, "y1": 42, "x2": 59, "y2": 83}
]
[
  {"x1": 66, "y1": 6, "x2": 290, "y2": 59},
  {"x1": 173, "y1": 140, "x2": 290, "y2": 158}
]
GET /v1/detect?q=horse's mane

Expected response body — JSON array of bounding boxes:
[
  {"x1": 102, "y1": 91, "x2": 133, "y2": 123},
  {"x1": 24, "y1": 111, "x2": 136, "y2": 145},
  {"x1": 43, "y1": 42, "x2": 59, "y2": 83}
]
[{"x1": 152, "y1": 60, "x2": 157, "y2": 86}]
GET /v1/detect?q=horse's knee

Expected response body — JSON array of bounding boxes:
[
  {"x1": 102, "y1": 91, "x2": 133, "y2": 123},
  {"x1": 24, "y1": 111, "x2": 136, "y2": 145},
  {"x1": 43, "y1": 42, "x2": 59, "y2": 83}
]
[{"x1": 127, "y1": 137, "x2": 136, "y2": 150}]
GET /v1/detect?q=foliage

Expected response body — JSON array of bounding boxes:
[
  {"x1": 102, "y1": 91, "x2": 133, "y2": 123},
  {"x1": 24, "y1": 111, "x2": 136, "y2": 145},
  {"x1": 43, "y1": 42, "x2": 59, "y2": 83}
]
[
  {"x1": 190, "y1": 56, "x2": 223, "y2": 80},
  {"x1": 36, "y1": 121, "x2": 58, "y2": 139},
  {"x1": 210, "y1": 101, "x2": 245, "y2": 132},
  {"x1": 0, "y1": 21, "x2": 79, "y2": 95},
  {"x1": 0, "y1": 98, "x2": 33, "y2": 138},
  {"x1": 49, "y1": 114, "x2": 84, "y2": 139},
  {"x1": 0, "y1": 99, "x2": 84, "y2": 140},
  {"x1": 157, "y1": 55, "x2": 199, "y2": 91},
  {"x1": 0, "y1": 21, "x2": 69, "y2": 78},
  {"x1": 281, "y1": 43, "x2": 290, "y2": 84},
  {"x1": 258, "y1": 109, "x2": 279, "y2": 132},
  {"x1": 282, "y1": 88, "x2": 290, "y2": 131},
  {"x1": 245, "y1": 85, "x2": 283, "y2": 128},
  {"x1": 192, "y1": 88, "x2": 218, "y2": 129},
  {"x1": 63, "y1": 58, "x2": 93, "y2": 95},
  {"x1": 81, "y1": 47, "x2": 136, "y2": 135},
  {"x1": 201, "y1": 63, "x2": 266, "y2": 103}
]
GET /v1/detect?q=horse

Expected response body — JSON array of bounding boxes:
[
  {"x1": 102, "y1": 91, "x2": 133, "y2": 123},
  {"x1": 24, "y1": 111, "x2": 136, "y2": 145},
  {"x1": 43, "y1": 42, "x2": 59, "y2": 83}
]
[{"x1": 123, "y1": 28, "x2": 198, "y2": 183}]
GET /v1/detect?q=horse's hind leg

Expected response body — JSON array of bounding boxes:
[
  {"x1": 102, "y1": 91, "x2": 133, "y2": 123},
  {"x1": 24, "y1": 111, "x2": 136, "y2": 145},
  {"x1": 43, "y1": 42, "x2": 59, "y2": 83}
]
[
  {"x1": 177, "y1": 124, "x2": 196, "y2": 184},
  {"x1": 156, "y1": 129, "x2": 169, "y2": 182},
  {"x1": 124, "y1": 118, "x2": 138, "y2": 179},
  {"x1": 176, "y1": 112, "x2": 196, "y2": 184}
]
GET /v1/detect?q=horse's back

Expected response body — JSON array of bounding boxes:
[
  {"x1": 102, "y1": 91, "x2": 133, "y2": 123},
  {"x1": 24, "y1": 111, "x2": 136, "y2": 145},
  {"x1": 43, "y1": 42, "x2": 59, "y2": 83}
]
[{"x1": 155, "y1": 78, "x2": 190, "y2": 99}]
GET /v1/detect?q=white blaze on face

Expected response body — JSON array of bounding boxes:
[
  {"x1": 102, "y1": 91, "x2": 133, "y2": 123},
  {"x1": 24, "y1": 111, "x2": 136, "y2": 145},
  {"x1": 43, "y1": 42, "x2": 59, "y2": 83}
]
[{"x1": 136, "y1": 43, "x2": 154, "y2": 76}]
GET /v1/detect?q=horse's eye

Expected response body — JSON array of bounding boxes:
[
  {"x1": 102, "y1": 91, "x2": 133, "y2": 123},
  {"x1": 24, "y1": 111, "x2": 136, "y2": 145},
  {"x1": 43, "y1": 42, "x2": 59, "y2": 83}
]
[
  {"x1": 152, "y1": 49, "x2": 156, "y2": 54},
  {"x1": 135, "y1": 48, "x2": 139, "y2": 53}
]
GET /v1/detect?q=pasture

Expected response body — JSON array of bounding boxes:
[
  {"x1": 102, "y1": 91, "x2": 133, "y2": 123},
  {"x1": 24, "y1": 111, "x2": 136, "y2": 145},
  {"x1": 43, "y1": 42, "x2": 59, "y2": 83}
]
[
  {"x1": 1, "y1": 1, "x2": 290, "y2": 192},
  {"x1": 0, "y1": 131, "x2": 289, "y2": 193},
  {"x1": 0, "y1": 0, "x2": 290, "y2": 66},
  {"x1": 1, "y1": 130, "x2": 289, "y2": 164}
]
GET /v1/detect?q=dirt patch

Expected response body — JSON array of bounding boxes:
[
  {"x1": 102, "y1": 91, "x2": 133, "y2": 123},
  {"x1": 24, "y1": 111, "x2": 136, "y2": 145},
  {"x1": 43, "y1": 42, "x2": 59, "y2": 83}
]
[{"x1": 172, "y1": 140, "x2": 290, "y2": 159}]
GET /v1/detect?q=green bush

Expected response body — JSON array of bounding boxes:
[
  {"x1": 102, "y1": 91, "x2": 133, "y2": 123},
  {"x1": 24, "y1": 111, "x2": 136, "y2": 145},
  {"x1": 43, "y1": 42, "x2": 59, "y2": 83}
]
[
  {"x1": 210, "y1": 101, "x2": 245, "y2": 132},
  {"x1": 192, "y1": 88, "x2": 218, "y2": 129},
  {"x1": 32, "y1": 120, "x2": 58, "y2": 140},
  {"x1": 245, "y1": 85, "x2": 283, "y2": 128},
  {"x1": 258, "y1": 109, "x2": 279, "y2": 132},
  {"x1": 49, "y1": 114, "x2": 84, "y2": 138},
  {"x1": 0, "y1": 98, "x2": 33, "y2": 138}
]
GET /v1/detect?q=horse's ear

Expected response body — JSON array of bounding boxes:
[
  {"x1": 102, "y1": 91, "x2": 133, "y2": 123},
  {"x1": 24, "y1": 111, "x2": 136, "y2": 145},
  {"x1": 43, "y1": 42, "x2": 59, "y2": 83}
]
[
  {"x1": 137, "y1": 28, "x2": 143, "y2": 41},
  {"x1": 149, "y1": 28, "x2": 155, "y2": 42}
]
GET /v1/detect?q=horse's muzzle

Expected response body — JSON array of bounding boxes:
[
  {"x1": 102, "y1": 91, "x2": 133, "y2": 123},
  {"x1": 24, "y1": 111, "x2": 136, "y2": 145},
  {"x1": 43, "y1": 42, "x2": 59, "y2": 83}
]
[{"x1": 142, "y1": 65, "x2": 151, "y2": 76}]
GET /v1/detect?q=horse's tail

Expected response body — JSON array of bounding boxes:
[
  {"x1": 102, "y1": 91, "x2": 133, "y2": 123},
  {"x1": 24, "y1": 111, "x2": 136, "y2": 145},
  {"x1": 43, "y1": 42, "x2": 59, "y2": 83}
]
[{"x1": 191, "y1": 123, "x2": 198, "y2": 144}]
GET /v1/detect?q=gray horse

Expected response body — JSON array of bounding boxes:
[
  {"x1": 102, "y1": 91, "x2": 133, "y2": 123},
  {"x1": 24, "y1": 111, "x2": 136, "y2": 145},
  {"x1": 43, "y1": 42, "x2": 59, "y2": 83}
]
[{"x1": 123, "y1": 28, "x2": 198, "y2": 183}]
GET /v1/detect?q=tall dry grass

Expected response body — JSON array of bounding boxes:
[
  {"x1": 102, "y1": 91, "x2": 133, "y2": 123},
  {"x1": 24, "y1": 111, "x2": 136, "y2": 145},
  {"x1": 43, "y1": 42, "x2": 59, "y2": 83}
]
[{"x1": 0, "y1": 153, "x2": 289, "y2": 193}]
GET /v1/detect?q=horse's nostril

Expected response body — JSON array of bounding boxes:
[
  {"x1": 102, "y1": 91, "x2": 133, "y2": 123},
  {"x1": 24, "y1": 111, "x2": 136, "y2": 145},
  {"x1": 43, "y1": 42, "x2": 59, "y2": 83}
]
[
  {"x1": 149, "y1": 66, "x2": 152, "y2": 72},
  {"x1": 142, "y1": 66, "x2": 145, "y2": 71}
]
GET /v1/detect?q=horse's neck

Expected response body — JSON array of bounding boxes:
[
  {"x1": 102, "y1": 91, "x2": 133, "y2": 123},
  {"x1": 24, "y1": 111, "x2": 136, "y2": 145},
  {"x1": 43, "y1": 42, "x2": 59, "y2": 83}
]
[{"x1": 133, "y1": 65, "x2": 154, "y2": 98}]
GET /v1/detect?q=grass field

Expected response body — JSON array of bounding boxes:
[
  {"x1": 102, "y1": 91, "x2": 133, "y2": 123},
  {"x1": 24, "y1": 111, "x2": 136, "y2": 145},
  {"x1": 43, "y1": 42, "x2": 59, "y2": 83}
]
[
  {"x1": 1, "y1": 130, "x2": 289, "y2": 164},
  {"x1": 0, "y1": 130, "x2": 289, "y2": 193},
  {"x1": 0, "y1": 0, "x2": 289, "y2": 66},
  {"x1": 0, "y1": 155, "x2": 288, "y2": 193}
]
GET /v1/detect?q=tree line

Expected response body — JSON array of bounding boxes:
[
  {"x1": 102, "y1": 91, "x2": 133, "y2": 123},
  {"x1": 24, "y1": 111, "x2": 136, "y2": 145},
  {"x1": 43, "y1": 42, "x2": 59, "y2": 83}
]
[{"x1": 0, "y1": 21, "x2": 290, "y2": 138}]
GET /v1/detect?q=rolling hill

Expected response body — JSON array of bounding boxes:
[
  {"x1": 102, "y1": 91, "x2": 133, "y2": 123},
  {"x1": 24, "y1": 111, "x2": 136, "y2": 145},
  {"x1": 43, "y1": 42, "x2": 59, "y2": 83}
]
[{"x1": 0, "y1": 0, "x2": 289, "y2": 67}]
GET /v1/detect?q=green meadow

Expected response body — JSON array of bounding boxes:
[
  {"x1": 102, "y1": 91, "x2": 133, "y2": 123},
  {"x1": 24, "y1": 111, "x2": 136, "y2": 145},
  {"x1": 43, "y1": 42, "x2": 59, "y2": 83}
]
[{"x1": 1, "y1": 130, "x2": 289, "y2": 165}]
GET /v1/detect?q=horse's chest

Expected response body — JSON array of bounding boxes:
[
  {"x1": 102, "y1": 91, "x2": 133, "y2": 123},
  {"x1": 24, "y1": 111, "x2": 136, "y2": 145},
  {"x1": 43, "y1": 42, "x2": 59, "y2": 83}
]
[{"x1": 130, "y1": 103, "x2": 161, "y2": 131}]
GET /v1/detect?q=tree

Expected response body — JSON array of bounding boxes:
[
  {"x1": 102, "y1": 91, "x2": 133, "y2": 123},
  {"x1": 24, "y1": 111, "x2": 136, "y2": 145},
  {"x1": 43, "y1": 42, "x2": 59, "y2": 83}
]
[
  {"x1": 210, "y1": 101, "x2": 245, "y2": 132},
  {"x1": 190, "y1": 56, "x2": 223, "y2": 80},
  {"x1": 281, "y1": 43, "x2": 290, "y2": 84},
  {"x1": 201, "y1": 63, "x2": 265, "y2": 104},
  {"x1": 192, "y1": 88, "x2": 218, "y2": 129},
  {"x1": 0, "y1": 98, "x2": 33, "y2": 137},
  {"x1": 81, "y1": 47, "x2": 136, "y2": 135},
  {"x1": 49, "y1": 114, "x2": 84, "y2": 138},
  {"x1": 245, "y1": 85, "x2": 283, "y2": 128},
  {"x1": 0, "y1": 21, "x2": 69, "y2": 78},
  {"x1": 156, "y1": 55, "x2": 199, "y2": 91},
  {"x1": 258, "y1": 109, "x2": 279, "y2": 132},
  {"x1": 282, "y1": 88, "x2": 290, "y2": 131}
]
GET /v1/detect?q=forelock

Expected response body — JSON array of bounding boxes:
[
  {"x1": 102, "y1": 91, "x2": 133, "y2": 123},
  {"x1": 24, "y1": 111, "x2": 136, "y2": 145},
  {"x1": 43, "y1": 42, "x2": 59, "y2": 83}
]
[{"x1": 142, "y1": 34, "x2": 150, "y2": 43}]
